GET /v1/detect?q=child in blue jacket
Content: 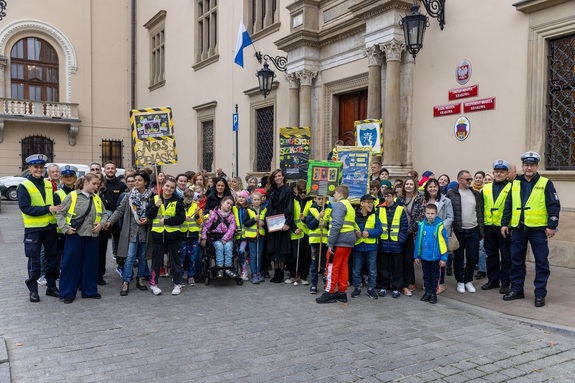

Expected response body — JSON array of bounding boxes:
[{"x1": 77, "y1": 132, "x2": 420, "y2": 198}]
[{"x1": 414, "y1": 204, "x2": 448, "y2": 304}]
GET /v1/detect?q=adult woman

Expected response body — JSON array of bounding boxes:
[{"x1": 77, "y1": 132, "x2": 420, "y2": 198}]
[
  {"x1": 229, "y1": 176, "x2": 244, "y2": 201},
  {"x1": 56, "y1": 173, "x2": 108, "y2": 303},
  {"x1": 438, "y1": 174, "x2": 451, "y2": 195},
  {"x1": 484, "y1": 173, "x2": 494, "y2": 184},
  {"x1": 472, "y1": 171, "x2": 485, "y2": 192},
  {"x1": 175, "y1": 173, "x2": 188, "y2": 199},
  {"x1": 146, "y1": 177, "x2": 185, "y2": 296},
  {"x1": 423, "y1": 178, "x2": 454, "y2": 293},
  {"x1": 192, "y1": 173, "x2": 206, "y2": 191},
  {"x1": 107, "y1": 171, "x2": 154, "y2": 296},
  {"x1": 265, "y1": 169, "x2": 295, "y2": 283},
  {"x1": 398, "y1": 177, "x2": 425, "y2": 295},
  {"x1": 205, "y1": 177, "x2": 232, "y2": 214}
]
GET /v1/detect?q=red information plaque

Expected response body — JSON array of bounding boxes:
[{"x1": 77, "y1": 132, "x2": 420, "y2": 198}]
[
  {"x1": 463, "y1": 97, "x2": 496, "y2": 113},
  {"x1": 448, "y1": 84, "x2": 479, "y2": 101},
  {"x1": 433, "y1": 103, "x2": 461, "y2": 117}
]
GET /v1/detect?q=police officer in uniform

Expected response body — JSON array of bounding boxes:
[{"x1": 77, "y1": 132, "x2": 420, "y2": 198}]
[
  {"x1": 501, "y1": 151, "x2": 560, "y2": 307},
  {"x1": 481, "y1": 160, "x2": 512, "y2": 294},
  {"x1": 18, "y1": 154, "x2": 62, "y2": 302}
]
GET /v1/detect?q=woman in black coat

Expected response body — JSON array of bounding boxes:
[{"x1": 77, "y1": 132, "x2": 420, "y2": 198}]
[
  {"x1": 205, "y1": 177, "x2": 232, "y2": 214},
  {"x1": 265, "y1": 169, "x2": 295, "y2": 283}
]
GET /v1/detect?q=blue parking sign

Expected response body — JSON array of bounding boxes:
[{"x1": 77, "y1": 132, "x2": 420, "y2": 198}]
[{"x1": 232, "y1": 113, "x2": 238, "y2": 132}]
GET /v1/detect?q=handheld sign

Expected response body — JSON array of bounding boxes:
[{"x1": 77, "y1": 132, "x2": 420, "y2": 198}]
[
  {"x1": 306, "y1": 160, "x2": 342, "y2": 197},
  {"x1": 337, "y1": 146, "x2": 372, "y2": 205},
  {"x1": 279, "y1": 127, "x2": 311, "y2": 181},
  {"x1": 130, "y1": 106, "x2": 178, "y2": 166}
]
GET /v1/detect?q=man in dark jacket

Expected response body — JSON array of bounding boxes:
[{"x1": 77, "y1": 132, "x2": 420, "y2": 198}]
[{"x1": 447, "y1": 170, "x2": 484, "y2": 294}]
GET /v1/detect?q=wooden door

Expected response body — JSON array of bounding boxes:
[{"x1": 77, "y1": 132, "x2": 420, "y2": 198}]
[{"x1": 338, "y1": 90, "x2": 368, "y2": 146}]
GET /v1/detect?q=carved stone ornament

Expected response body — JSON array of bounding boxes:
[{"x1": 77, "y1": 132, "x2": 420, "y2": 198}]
[
  {"x1": 68, "y1": 124, "x2": 79, "y2": 146},
  {"x1": 285, "y1": 72, "x2": 300, "y2": 89},
  {"x1": 295, "y1": 69, "x2": 318, "y2": 87},
  {"x1": 380, "y1": 39, "x2": 405, "y2": 62},
  {"x1": 364, "y1": 45, "x2": 383, "y2": 66}
]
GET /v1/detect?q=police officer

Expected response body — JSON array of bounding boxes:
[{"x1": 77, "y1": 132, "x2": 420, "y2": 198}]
[
  {"x1": 481, "y1": 160, "x2": 512, "y2": 294},
  {"x1": 18, "y1": 154, "x2": 62, "y2": 302},
  {"x1": 501, "y1": 151, "x2": 560, "y2": 307},
  {"x1": 55, "y1": 166, "x2": 78, "y2": 253}
]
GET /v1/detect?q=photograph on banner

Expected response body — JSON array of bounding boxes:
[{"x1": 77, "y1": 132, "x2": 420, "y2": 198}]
[
  {"x1": 354, "y1": 119, "x2": 383, "y2": 155},
  {"x1": 279, "y1": 127, "x2": 311, "y2": 181},
  {"x1": 130, "y1": 106, "x2": 178, "y2": 167},
  {"x1": 306, "y1": 160, "x2": 342, "y2": 197},
  {"x1": 336, "y1": 146, "x2": 372, "y2": 204}
]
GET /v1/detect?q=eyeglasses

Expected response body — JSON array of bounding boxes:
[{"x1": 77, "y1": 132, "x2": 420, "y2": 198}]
[
  {"x1": 460, "y1": 178, "x2": 472, "y2": 182},
  {"x1": 90, "y1": 168, "x2": 100, "y2": 171}
]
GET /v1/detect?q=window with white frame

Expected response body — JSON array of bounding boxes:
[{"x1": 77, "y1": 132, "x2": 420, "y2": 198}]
[{"x1": 144, "y1": 10, "x2": 166, "y2": 90}]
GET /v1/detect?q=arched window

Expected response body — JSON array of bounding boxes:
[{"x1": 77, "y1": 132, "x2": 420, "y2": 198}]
[
  {"x1": 10, "y1": 37, "x2": 59, "y2": 102},
  {"x1": 21, "y1": 136, "x2": 54, "y2": 170}
]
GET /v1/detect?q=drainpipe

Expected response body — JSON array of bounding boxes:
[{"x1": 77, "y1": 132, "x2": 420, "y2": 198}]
[{"x1": 130, "y1": 0, "x2": 136, "y2": 167}]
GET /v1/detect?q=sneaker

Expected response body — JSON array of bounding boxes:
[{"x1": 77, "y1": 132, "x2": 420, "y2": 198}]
[
  {"x1": 115, "y1": 267, "x2": 123, "y2": 278},
  {"x1": 216, "y1": 270, "x2": 224, "y2": 278},
  {"x1": 37, "y1": 276, "x2": 47, "y2": 286},
  {"x1": 378, "y1": 289, "x2": 387, "y2": 297},
  {"x1": 392, "y1": 290, "x2": 401, "y2": 298},
  {"x1": 310, "y1": 286, "x2": 317, "y2": 295},
  {"x1": 120, "y1": 282, "x2": 129, "y2": 296},
  {"x1": 187, "y1": 277, "x2": 196, "y2": 286},
  {"x1": 251, "y1": 277, "x2": 260, "y2": 284},
  {"x1": 316, "y1": 292, "x2": 336, "y2": 304},
  {"x1": 301, "y1": 279, "x2": 309, "y2": 285},
  {"x1": 457, "y1": 282, "x2": 465, "y2": 293},
  {"x1": 150, "y1": 285, "x2": 162, "y2": 295},
  {"x1": 171, "y1": 285, "x2": 182, "y2": 295},
  {"x1": 225, "y1": 270, "x2": 237, "y2": 278},
  {"x1": 241, "y1": 270, "x2": 249, "y2": 281},
  {"x1": 367, "y1": 289, "x2": 378, "y2": 299},
  {"x1": 351, "y1": 288, "x2": 362, "y2": 298},
  {"x1": 284, "y1": 277, "x2": 295, "y2": 284},
  {"x1": 465, "y1": 282, "x2": 476, "y2": 293},
  {"x1": 336, "y1": 292, "x2": 348, "y2": 303},
  {"x1": 401, "y1": 287, "x2": 413, "y2": 296}
]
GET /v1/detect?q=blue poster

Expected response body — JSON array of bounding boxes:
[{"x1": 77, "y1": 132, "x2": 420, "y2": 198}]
[{"x1": 336, "y1": 146, "x2": 372, "y2": 204}]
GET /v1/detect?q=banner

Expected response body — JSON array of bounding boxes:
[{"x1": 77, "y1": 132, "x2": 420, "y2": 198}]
[
  {"x1": 279, "y1": 127, "x2": 311, "y2": 181},
  {"x1": 354, "y1": 119, "x2": 383, "y2": 155},
  {"x1": 306, "y1": 160, "x2": 342, "y2": 197},
  {"x1": 130, "y1": 106, "x2": 178, "y2": 167},
  {"x1": 336, "y1": 146, "x2": 372, "y2": 204}
]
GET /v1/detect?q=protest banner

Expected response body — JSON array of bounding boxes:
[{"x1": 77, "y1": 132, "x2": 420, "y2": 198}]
[
  {"x1": 130, "y1": 106, "x2": 178, "y2": 166},
  {"x1": 306, "y1": 160, "x2": 342, "y2": 197},
  {"x1": 336, "y1": 146, "x2": 372, "y2": 204},
  {"x1": 354, "y1": 119, "x2": 383, "y2": 155},
  {"x1": 279, "y1": 127, "x2": 311, "y2": 181}
]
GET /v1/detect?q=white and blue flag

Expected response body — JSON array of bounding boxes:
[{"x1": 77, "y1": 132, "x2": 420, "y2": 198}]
[{"x1": 234, "y1": 21, "x2": 253, "y2": 68}]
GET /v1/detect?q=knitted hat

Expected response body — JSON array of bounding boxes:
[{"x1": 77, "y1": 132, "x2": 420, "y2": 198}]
[{"x1": 237, "y1": 190, "x2": 250, "y2": 200}]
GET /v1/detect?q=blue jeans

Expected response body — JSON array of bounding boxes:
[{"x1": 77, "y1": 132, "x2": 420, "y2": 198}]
[
  {"x1": 213, "y1": 240, "x2": 233, "y2": 267},
  {"x1": 478, "y1": 239, "x2": 486, "y2": 272},
  {"x1": 123, "y1": 234, "x2": 150, "y2": 283},
  {"x1": 453, "y1": 226, "x2": 480, "y2": 284},
  {"x1": 352, "y1": 250, "x2": 377, "y2": 290},
  {"x1": 248, "y1": 238, "x2": 264, "y2": 276},
  {"x1": 180, "y1": 238, "x2": 199, "y2": 278},
  {"x1": 509, "y1": 227, "x2": 550, "y2": 297}
]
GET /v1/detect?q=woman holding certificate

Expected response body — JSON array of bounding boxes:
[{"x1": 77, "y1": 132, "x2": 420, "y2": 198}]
[{"x1": 265, "y1": 169, "x2": 295, "y2": 283}]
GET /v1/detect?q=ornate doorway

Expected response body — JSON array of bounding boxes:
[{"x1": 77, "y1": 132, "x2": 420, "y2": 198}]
[{"x1": 338, "y1": 89, "x2": 368, "y2": 146}]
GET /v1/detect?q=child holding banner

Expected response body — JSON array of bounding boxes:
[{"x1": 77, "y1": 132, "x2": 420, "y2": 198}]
[{"x1": 306, "y1": 195, "x2": 331, "y2": 294}]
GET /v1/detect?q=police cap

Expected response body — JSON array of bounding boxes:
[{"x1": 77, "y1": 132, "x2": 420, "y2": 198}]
[
  {"x1": 25, "y1": 154, "x2": 48, "y2": 165},
  {"x1": 492, "y1": 159, "x2": 510, "y2": 171},
  {"x1": 520, "y1": 151, "x2": 541, "y2": 165}
]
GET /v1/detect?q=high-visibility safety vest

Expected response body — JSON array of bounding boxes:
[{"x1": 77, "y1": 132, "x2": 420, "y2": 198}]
[
  {"x1": 232, "y1": 206, "x2": 248, "y2": 239},
  {"x1": 308, "y1": 206, "x2": 331, "y2": 244},
  {"x1": 510, "y1": 177, "x2": 549, "y2": 228},
  {"x1": 151, "y1": 195, "x2": 180, "y2": 233},
  {"x1": 65, "y1": 191, "x2": 104, "y2": 226},
  {"x1": 55, "y1": 189, "x2": 70, "y2": 233},
  {"x1": 291, "y1": 199, "x2": 312, "y2": 239},
  {"x1": 379, "y1": 205, "x2": 404, "y2": 241},
  {"x1": 416, "y1": 221, "x2": 448, "y2": 255},
  {"x1": 20, "y1": 179, "x2": 57, "y2": 228},
  {"x1": 483, "y1": 182, "x2": 511, "y2": 226},
  {"x1": 355, "y1": 213, "x2": 377, "y2": 245},
  {"x1": 329, "y1": 199, "x2": 356, "y2": 236},
  {"x1": 244, "y1": 207, "x2": 267, "y2": 238},
  {"x1": 180, "y1": 202, "x2": 202, "y2": 234}
]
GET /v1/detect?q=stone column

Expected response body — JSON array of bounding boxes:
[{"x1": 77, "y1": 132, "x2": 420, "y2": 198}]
[
  {"x1": 296, "y1": 69, "x2": 317, "y2": 128},
  {"x1": 0, "y1": 56, "x2": 7, "y2": 98},
  {"x1": 364, "y1": 45, "x2": 383, "y2": 119},
  {"x1": 380, "y1": 39, "x2": 405, "y2": 167},
  {"x1": 285, "y1": 72, "x2": 300, "y2": 127}
]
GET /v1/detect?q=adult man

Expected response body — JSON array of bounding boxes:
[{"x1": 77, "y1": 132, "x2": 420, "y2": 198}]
[
  {"x1": 18, "y1": 154, "x2": 62, "y2": 302},
  {"x1": 501, "y1": 151, "x2": 560, "y2": 307},
  {"x1": 101, "y1": 161, "x2": 127, "y2": 283},
  {"x1": 370, "y1": 161, "x2": 382, "y2": 182},
  {"x1": 447, "y1": 170, "x2": 484, "y2": 294},
  {"x1": 316, "y1": 184, "x2": 356, "y2": 304},
  {"x1": 89, "y1": 162, "x2": 102, "y2": 174},
  {"x1": 46, "y1": 163, "x2": 61, "y2": 191},
  {"x1": 507, "y1": 163, "x2": 517, "y2": 182},
  {"x1": 481, "y1": 160, "x2": 512, "y2": 294}
]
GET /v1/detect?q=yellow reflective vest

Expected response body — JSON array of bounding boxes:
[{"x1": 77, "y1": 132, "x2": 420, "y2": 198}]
[
  {"x1": 308, "y1": 206, "x2": 331, "y2": 244},
  {"x1": 291, "y1": 199, "x2": 312, "y2": 239},
  {"x1": 483, "y1": 182, "x2": 511, "y2": 226},
  {"x1": 379, "y1": 205, "x2": 405, "y2": 241},
  {"x1": 20, "y1": 179, "x2": 57, "y2": 228},
  {"x1": 65, "y1": 191, "x2": 104, "y2": 226},
  {"x1": 152, "y1": 195, "x2": 179, "y2": 233},
  {"x1": 339, "y1": 199, "x2": 356, "y2": 233},
  {"x1": 355, "y1": 213, "x2": 377, "y2": 245},
  {"x1": 510, "y1": 177, "x2": 549, "y2": 228},
  {"x1": 180, "y1": 202, "x2": 202, "y2": 235},
  {"x1": 244, "y1": 207, "x2": 267, "y2": 238}
]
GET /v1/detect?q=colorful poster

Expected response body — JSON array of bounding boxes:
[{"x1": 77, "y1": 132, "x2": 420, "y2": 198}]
[
  {"x1": 336, "y1": 146, "x2": 372, "y2": 204},
  {"x1": 130, "y1": 106, "x2": 178, "y2": 166},
  {"x1": 354, "y1": 119, "x2": 383, "y2": 155},
  {"x1": 279, "y1": 127, "x2": 311, "y2": 181},
  {"x1": 306, "y1": 161, "x2": 342, "y2": 197}
]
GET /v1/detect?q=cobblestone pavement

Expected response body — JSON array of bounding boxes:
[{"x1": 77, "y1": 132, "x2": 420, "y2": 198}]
[{"x1": 1, "y1": 200, "x2": 574, "y2": 382}]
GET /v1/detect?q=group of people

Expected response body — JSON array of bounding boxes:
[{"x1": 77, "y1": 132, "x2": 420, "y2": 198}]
[{"x1": 18, "y1": 150, "x2": 560, "y2": 308}]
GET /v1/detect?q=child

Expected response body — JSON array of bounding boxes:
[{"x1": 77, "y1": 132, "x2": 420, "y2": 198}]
[
  {"x1": 306, "y1": 195, "x2": 331, "y2": 294},
  {"x1": 369, "y1": 180, "x2": 380, "y2": 206},
  {"x1": 195, "y1": 185, "x2": 207, "y2": 212},
  {"x1": 180, "y1": 188, "x2": 203, "y2": 286},
  {"x1": 200, "y1": 196, "x2": 237, "y2": 278},
  {"x1": 244, "y1": 191, "x2": 266, "y2": 284},
  {"x1": 414, "y1": 204, "x2": 448, "y2": 304},
  {"x1": 233, "y1": 190, "x2": 250, "y2": 280},
  {"x1": 255, "y1": 188, "x2": 271, "y2": 278},
  {"x1": 287, "y1": 180, "x2": 312, "y2": 285},
  {"x1": 377, "y1": 188, "x2": 408, "y2": 298}
]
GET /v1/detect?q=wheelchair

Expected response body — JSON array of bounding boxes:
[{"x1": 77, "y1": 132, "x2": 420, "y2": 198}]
[{"x1": 202, "y1": 235, "x2": 244, "y2": 286}]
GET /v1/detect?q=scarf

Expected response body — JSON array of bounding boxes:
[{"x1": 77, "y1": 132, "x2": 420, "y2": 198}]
[{"x1": 129, "y1": 187, "x2": 154, "y2": 223}]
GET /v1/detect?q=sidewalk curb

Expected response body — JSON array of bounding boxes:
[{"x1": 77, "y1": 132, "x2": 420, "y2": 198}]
[{"x1": 0, "y1": 337, "x2": 10, "y2": 383}]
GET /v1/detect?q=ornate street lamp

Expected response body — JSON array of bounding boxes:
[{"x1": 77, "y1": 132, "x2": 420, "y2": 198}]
[
  {"x1": 0, "y1": 1, "x2": 7, "y2": 21},
  {"x1": 399, "y1": 0, "x2": 445, "y2": 60},
  {"x1": 255, "y1": 51, "x2": 287, "y2": 98}
]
